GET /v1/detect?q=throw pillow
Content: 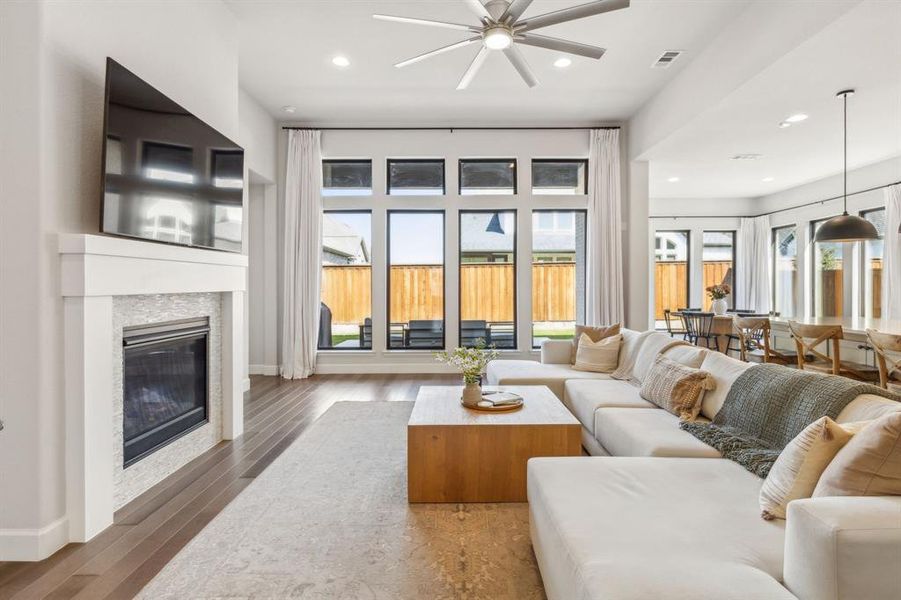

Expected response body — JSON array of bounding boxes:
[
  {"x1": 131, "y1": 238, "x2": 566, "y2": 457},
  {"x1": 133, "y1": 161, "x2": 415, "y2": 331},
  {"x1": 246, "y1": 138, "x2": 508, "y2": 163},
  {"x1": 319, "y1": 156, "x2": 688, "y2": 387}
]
[
  {"x1": 572, "y1": 333, "x2": 622, "y2": 373},
  {"x1": 639, "y1": 355, "x2": 716, "y2": 421},
  {"x1": 759, "y1": 417, "x2": 862, "y2": 520},
  {"x1": 814, "y1": 412, "x2": 901, "y2": 498},
  {"x1": 570, "y1": 323, "x2": 620, "y2": 363}
]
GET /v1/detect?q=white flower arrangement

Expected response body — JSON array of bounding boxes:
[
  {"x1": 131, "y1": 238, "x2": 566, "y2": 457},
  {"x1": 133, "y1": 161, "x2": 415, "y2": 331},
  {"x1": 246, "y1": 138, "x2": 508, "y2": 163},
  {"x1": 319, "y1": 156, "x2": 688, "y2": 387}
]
[{"x1": 434, "y1": 339, "x2": 499, "y2": 384}]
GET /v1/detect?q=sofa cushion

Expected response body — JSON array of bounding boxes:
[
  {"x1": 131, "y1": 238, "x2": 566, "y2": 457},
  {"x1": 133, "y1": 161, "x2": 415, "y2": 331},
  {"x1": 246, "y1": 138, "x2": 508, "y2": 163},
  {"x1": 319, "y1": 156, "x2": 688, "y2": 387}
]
[
  {"x1": 528, "y1": 457, "x2": 789, "y2": 600},
  {"x1": 571, "y1": 323, "x2": 620, "y2": 363},
  {"x1": 699, "y1": 350, "x2": 753, "y2": 419},
  {"x1": 563, "y1": 379, "x2": 655, "y2": 433},
  {"x1": 836, "y1": 393, "x2": 901, "y2": 423},
  {"x1": 639, "y1": 355, "x2": 715, "y2": 421},
  {"x1": 595, "y1": 408, "x2": 722, "y2": 458},
  {"x1": 632, "y1": 333, "x2": 686, "y2": 384},
  {"x1": 485, "y1": 359, "x2": 610, "y2": 400},
  {"x1": 662, "y1": 344, "x2": 708, "y2": 369},
  {"x1": 573, "y1": 333, "x2": 622, "y2": 373}
]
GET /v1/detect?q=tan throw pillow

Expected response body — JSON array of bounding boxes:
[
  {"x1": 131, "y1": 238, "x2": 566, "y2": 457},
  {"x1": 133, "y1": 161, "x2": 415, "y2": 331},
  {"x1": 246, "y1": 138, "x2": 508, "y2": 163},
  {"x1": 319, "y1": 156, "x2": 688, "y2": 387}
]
[
  {"x1": 570, "y1": 323, "x2": 620, "y2": 364},
  {"x1": 638, "y1": 355, "x2": 716, "y2": 421},
  {"x1": 573, "y1": 333, "x2": 622, "y2": 373},
  {"x1": 814, "y1": 412, "x2": 901, "y2": 498},
  {"x1": 759, "y1": 417, "x2": 862, "y2": 520}
]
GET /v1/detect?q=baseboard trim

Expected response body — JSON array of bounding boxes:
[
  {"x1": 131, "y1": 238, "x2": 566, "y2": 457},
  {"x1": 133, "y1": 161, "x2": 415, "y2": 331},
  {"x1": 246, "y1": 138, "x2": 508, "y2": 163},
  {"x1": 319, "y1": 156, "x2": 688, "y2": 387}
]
[
  {"x1": 0, "y1": 516, "x2": 69, "y2": 561},
  {"x1": 249, "y1": 364, "x2": 278, "y2": 376},
  {"x1": 242, "y1": 377, "x2": 251, "y2": 391},
  {"x1": 315, "y1": 363, "x2": 455, "y2": 375}
]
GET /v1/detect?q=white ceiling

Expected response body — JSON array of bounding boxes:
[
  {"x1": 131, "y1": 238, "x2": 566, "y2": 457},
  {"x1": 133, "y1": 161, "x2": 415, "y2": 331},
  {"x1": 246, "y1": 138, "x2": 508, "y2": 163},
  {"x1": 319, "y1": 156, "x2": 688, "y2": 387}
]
[
  {"x1": 647, "y1": 0, "x2": 901, "y2": 199},
  {"x1": 228, "y1": 0, "x2": 747, "y2": 124}
]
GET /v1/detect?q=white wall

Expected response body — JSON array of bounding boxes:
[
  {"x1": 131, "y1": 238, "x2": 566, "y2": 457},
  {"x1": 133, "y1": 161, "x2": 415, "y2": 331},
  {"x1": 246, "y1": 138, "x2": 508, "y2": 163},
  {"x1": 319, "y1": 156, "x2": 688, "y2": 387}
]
[
  {"x1": 274, "y1": 127, "x2": 642, "y2": 373},
  {"x1": 0, "y1": 0, "x2": 256, "y2": 560}
]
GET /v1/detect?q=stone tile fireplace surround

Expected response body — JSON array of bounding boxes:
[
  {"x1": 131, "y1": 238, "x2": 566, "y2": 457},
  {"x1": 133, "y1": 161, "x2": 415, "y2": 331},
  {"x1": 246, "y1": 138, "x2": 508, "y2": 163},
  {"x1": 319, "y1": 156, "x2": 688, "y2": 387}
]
[{"x1": 59, "y1": 234, "x2": 246, "y2": 543}]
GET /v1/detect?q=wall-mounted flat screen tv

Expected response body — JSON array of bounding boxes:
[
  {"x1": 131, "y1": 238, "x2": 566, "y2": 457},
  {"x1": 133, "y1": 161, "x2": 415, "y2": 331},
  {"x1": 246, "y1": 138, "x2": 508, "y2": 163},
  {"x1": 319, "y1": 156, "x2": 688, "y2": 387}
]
[{"x1": 101, "y1": 58, "x2": 244, "y2": 252}]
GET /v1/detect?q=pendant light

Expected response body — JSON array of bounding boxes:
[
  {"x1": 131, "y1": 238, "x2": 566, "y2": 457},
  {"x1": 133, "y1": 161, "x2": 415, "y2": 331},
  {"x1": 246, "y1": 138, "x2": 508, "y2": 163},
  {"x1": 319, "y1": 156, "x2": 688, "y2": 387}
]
[{"x1": 813, "y1": 89, "x2": 879, "y2": 243}]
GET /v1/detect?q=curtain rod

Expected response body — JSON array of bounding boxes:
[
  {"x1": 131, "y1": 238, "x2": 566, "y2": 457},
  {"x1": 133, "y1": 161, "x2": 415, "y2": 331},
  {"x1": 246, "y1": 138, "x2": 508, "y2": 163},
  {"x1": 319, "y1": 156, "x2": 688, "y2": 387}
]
[
  {"x1": 650, "y1": 180, "x2": 901, "y2": 220},
  {"x1": 281, "y1": 126, "x2": 619, "y2": 131}
]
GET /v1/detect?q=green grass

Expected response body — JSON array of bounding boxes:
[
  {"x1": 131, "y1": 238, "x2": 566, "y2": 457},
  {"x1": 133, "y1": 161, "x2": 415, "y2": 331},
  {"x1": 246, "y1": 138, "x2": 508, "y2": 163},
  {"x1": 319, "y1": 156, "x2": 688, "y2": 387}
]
[
  {"x1": 329, "y1": 334, "x2": 360, "y2": 346},
  {"x1": 532, "y1": 329, "x2": 574, "y2": 340}
]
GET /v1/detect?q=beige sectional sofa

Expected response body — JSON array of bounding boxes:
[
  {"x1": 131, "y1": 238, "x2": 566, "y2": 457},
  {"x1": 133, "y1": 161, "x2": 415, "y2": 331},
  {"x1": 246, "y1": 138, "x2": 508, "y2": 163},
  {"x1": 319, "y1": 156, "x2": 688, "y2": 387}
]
[{"x1": 486, "y1": 329, "x2": 901, "y2": 600}]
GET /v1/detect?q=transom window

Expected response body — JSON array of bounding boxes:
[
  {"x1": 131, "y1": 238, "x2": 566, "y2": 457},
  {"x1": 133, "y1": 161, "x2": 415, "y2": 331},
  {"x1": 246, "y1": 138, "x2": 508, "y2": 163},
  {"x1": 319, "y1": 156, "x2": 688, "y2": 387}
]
[
  {"x1": 459, "y1": 159, "x2": 516, "y2": 195},
  {"x1": 387, "y1": 159, "x2": 445, "y2": 195},
  {"x1": 322, "y1": 160, "x2": 372, "y2": 196},
  {"x1": 531, "y1": 159, "x2": 588, "y2": 195}
]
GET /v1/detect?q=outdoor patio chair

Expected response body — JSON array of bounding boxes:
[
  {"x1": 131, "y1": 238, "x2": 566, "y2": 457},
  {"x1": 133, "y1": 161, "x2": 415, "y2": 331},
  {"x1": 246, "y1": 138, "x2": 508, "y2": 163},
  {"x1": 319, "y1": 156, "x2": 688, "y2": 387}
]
[
  {"x1": 405, "y1": 320, "x2": 444, "y2": 349},
  {"x1": 460, "y1": 320, "x2": 489, "y2": 347},
  {"x1": 487, "y1": 322, "x2": 515, "y2": 349}
]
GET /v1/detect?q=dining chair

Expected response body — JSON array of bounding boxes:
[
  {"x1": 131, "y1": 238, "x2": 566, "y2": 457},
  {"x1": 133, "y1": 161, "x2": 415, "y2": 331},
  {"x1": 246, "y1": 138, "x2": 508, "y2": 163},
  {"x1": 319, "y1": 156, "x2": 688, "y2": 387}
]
[
  {"x1": 681, "y1": 311, "x2": 718, "y2": 350},
  {"x1": 866, "y1": 328, "x2": 901, "y2": 392},
  {"x1": 788, "y1": 321, "x2": 880, "y2": 382},
  {"x1": 732, "y1": 316, "x2": 797, "y2": 365},
  {"x1": 663, "y1": 309, "x2": 687, "y2": 339}
]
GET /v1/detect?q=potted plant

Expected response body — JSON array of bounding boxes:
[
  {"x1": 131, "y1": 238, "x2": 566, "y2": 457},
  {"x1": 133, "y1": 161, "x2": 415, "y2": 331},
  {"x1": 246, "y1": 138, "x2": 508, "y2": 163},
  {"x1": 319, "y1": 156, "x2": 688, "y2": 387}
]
[
  {"x1": 435, "y1": 339, "x2": 499, "y2": 408},
  {"x1": 706, "y1": 283, "x2": 732, "y2": 316}
]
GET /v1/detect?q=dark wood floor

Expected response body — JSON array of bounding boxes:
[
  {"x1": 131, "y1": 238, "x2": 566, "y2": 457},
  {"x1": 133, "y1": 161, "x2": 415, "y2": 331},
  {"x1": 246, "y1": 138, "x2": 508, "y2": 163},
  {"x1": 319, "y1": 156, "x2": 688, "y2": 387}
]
[{"x1": 0, "y1": 373, "x2": 457, "y2": 600}]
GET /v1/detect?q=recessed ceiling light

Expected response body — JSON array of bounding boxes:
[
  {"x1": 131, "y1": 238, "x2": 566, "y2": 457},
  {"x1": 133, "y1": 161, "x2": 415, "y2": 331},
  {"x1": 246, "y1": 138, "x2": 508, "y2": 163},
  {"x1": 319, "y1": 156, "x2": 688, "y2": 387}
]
[
  {"x1": 778, "y1": 121, "x2": 792, "y2": 128},
  {"x1": 785, "y1": 113, "x2": 808, "y2": 123},
  {"x1": 667, "y1": 177, "x2": 680, "y2": 183},
  {"x1": 762, "y1": 177, "x2": 775, "y2": 182},
  {"x1": 554, "y1": 57, "x2": 572, "y2": 68},
  {"x1": 281, "y1": 105, "x2": 296, "y2": 114},
  {"x1": 332, "y1": 55, "x2": 350, "y2": 68}
]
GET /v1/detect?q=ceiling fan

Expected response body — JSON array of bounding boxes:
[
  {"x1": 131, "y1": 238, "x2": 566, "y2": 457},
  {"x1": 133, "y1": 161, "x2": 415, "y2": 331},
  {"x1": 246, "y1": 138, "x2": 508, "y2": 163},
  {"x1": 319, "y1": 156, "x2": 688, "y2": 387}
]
[{"x1": 373, "y1": 0, "x2": 630, "y2": 90}]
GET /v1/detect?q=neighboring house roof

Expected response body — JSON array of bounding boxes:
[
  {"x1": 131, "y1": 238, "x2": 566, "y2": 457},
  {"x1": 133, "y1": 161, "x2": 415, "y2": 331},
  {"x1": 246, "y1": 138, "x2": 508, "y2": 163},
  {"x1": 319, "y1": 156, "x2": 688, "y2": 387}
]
[
  {"x1": 323, "y1": 214, "x2": 369, "y2": 261},
  {"x1": 460, "y1": 212, "x2": 577, "y2": 254}
]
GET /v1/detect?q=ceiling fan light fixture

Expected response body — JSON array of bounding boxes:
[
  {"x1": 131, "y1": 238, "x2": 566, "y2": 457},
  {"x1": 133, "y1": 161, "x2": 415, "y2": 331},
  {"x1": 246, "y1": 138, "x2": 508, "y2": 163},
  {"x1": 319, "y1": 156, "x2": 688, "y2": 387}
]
[
  {"x1": 483, "y1": 26, "x2": 513, "y2": 50},
  {"x1": 553, "y1": 57, "x2": 572, "y2": 68}
]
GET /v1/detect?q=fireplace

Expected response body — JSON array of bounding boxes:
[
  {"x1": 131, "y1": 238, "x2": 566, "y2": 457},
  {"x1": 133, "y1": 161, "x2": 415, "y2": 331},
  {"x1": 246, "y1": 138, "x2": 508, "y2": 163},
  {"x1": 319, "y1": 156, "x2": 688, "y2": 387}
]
[{"x1": 122, "y1": 317, "x2": 210, "y2": 467}]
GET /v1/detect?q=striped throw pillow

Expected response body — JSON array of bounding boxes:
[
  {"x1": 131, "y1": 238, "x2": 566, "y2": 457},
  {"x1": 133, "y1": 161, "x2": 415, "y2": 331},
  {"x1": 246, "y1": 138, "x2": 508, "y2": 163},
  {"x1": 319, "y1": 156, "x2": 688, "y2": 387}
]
[
  {"x1": 573, "y1": 333, "x2": 622, "y2": 373},
  {"x1": 638, "y1": 355, "x2": 715, "y2": 421},
  {"x1": 759, "y1": 417, "x2": 865, "y2": 520}
]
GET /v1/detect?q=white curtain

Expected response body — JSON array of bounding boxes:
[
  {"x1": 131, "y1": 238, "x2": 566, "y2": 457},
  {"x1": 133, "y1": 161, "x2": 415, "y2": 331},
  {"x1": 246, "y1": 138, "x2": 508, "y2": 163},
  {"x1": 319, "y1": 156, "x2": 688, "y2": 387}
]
[
  {"x1": 883, "y1": 184, "x2": 901, "y2": 320},
  {"x1": 586, "y1": 128, "x2": 624, "y2": 326},
  {"x1": 281, "y1": 130, "x2": 322, "y2": 379},
  {"x1": 737, "y1": 215, "x2": 772, "y2": 314}
]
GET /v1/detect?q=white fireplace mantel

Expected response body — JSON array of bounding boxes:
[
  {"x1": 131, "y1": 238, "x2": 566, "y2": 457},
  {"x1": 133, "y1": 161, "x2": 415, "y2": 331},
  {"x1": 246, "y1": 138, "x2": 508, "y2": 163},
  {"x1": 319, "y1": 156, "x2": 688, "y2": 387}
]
[{"x1": 59, "y1": 234, "x2": 248, "y2": 544}]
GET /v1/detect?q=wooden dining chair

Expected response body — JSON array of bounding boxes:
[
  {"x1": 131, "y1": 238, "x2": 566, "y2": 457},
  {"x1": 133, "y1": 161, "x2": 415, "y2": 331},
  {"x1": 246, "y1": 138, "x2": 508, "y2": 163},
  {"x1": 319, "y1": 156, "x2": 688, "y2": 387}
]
[
  {"x1": 788, "y1": 321, "x2": 879, "y2": 382},
  {"x1": 866, "y1": 328, "x2": 901, "y2": 392},
  {"x1": 732, "y1": 317, "x2": 796, "y2": 365},
  {"x1": 682, "y1": 311, "x2": 718, "y2": 350}
]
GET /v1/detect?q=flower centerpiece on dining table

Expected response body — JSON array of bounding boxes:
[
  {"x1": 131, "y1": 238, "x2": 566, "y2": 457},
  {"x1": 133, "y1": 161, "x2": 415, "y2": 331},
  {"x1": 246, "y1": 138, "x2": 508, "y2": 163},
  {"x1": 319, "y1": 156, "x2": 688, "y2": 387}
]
[
  {"x1": 706, "y1": 283, "x2": 732, "y2": 316},
  {"x1": 434, "y1": 339, "x2": 499, "y2": 408}
]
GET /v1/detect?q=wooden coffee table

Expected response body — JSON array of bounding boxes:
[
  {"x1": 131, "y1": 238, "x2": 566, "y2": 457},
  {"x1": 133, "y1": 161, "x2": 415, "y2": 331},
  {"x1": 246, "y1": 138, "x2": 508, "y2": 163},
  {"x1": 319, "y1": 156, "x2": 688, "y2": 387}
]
[{"x1": 407, "y1": 385, "x2": 581, "y2": 503}]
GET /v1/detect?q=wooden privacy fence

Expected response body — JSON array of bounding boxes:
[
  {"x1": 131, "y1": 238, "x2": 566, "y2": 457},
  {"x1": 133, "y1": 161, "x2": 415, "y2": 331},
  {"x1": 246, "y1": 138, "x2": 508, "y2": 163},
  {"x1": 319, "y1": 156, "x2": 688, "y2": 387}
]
[{"x1": 321, "y1": 263, "x2": 577, "y2": 324}]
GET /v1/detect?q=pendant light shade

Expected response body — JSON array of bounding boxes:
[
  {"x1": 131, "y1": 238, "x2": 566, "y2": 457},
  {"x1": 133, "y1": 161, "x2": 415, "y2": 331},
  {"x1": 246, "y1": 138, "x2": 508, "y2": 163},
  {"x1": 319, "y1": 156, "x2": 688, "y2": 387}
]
[{"x1": 814, "y1": 89, "x2": 880, "y2": 243}]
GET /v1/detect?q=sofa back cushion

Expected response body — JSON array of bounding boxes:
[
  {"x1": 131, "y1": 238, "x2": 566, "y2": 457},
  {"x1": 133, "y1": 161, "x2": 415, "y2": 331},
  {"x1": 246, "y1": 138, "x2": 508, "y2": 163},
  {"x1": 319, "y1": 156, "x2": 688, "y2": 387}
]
[
  {"x1": 663, "y1": 344, "x2": 708, "y2": 369},
  {"x1": 836, "y1": 394, "x2": 901, "y2": 423},
  {"x1": 699, "y1": 351, "x2": 753, "y2": 420},
  {"x1": 570, "y1": 323, "x2": 620, "y2": 363},
  {"x1": 632, "y1": 332, "x2": 687, "y2": 384}
]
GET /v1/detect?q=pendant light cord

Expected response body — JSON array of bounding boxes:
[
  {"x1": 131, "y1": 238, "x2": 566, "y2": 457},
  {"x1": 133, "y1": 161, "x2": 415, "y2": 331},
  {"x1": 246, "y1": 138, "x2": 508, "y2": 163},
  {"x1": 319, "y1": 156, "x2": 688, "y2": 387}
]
[{"x1": 843, "y1": 91, "x2": 848, "y2": 215}]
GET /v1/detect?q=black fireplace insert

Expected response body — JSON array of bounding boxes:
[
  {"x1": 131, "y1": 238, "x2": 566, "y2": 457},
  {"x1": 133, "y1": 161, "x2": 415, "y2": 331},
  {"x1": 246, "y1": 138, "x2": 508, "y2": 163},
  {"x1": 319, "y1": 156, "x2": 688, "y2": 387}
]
[{"x1": 122, "y1": 317, "x2": 209, "y2": 467}]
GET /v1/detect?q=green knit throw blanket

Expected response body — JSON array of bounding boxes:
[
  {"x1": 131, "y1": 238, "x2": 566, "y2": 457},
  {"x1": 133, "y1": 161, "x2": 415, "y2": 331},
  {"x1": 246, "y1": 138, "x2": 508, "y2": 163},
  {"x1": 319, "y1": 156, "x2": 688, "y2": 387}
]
[{"x1": 680, "y1": 363, "x2": 899, "y2": 478}]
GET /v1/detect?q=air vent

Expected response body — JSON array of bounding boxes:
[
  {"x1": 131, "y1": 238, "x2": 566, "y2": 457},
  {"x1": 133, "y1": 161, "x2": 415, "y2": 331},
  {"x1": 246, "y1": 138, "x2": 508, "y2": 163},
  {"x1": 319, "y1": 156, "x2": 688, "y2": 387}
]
[
  {"x1": 652, "y1": 50, "x2": 682, "y2": 68},
  {"x1": 731, "y1": 154, "x2": 763, "y2": 160}
]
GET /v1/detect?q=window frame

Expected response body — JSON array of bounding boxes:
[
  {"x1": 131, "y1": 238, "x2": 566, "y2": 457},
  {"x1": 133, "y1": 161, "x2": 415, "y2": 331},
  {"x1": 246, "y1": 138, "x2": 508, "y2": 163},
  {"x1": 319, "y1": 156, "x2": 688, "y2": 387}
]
[
  {"x1": 386, "y1": 158, "x2": 446, "y2": 196},
  {"x1": 701, "y1": 229, "x2": 737, "y2": 309},
  {"x1": 859, "y1": 207, "x2": 886, "y2": 318},
  {"x1": 321, "y1": 159, "x2": 373, "y2": 196},
  {"x1": 458, "y1": 209, "x2": 518, "y2": 350},
  {"x1": 770, "y1": 224, "x2": 797, "y2": 317},
  {"x1": 531, "y1": 159, "x2": 589, "y2": 195},
  {"x1": 458, "y1": 158, "x2": 518, "y2": 196},
  {"x1": 531, "y1": 208, "x2": 588, "y2": 349},
  {"x1": 318, "y1": 209, "x2": 373, "y2": 352},
  {"x1": 654, "y1": 229, "x2": 691, "y2": 324},
  {"x1": 385, "y1": 209, "x2": 446, "y2": 351}
]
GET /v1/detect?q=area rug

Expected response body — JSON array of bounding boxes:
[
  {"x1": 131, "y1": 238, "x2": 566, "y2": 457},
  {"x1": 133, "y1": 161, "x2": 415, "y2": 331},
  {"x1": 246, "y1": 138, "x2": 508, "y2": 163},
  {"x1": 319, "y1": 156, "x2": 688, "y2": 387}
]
[{"x1": 138, "y1": 401, "x2": 546, "y2": 599}]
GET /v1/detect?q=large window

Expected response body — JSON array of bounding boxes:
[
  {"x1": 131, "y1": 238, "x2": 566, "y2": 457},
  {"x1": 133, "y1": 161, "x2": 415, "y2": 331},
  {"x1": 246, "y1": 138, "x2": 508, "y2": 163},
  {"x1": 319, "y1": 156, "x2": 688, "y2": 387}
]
[
  {"x1": 322, "y1": 160, "x2": 372, "y2": 196},
  {"x1": 319, "y1": 211, "x2": 372, "y2": 349},
  {"x1": 531, "y1": 159, "x2": 588, "y2": 195},
  {"x1": 459, "y1": 159, "x2": 516, "y2": 195},
  {"x1": 702, "y1": 231, "x2": 735, "y2": 310},
  {"x1": 772, "y1": 225, "x2": 797, "y2": 318},
  {"x1": 387, "y1": 211, "x2": 445, "y2": 349},
  {"x1": 654, "y1": 231, "x2": 690, "y2": 328},
  {"x1": 532, "y1": 210, "x2": 587, "y2": 348},
  {"x1": 812, "y1": 218, "x2": 844, "y2": 317},
  {"x1": 387, "y1": 159, "x2": 445, "y2": 195},
  {"x1": 862, "y1": 208, "x2": 885, "y2": 318},
  {"x1": 459, "y1": 211, "x2": 516, "y2": 349}
]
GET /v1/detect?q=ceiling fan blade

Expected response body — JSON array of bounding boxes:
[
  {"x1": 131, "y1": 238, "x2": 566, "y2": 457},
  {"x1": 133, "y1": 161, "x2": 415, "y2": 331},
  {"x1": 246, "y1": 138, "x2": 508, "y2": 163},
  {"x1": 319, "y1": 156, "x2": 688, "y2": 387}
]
[
  {"x1": 463, "y1": 0, "x2": 492, "y2": 21},
  {"x1": 501, "y1": 0, "x2": 534, "y2": 23},
  {"x1": 503, "y1": 45, "x2": 539, "y2": 88},
  {"x1": 373, "y1": 14, "x2": 480, "y2": 33},
  {"x1": 517, "y1": 33, "x2": 605, "y2": 59},
  {"x1": 395, "y1": 37, "x2": 481, "y2": 68},
  {"x1": 457, "y1": 47, "x2": 490, "y2": 90},
  {"x1": 519, "y1": 0, "x2": 630, "y2": 32}
]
